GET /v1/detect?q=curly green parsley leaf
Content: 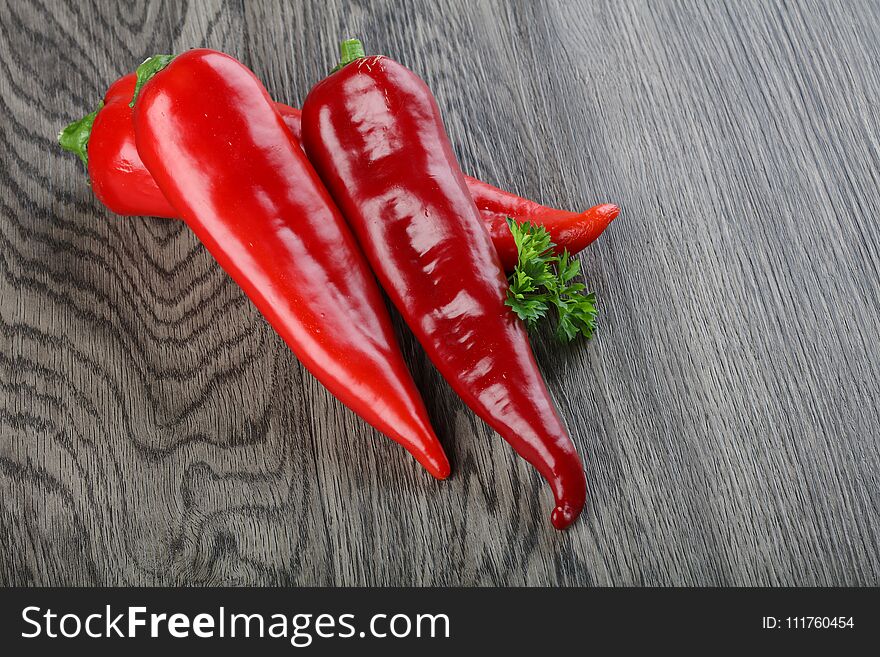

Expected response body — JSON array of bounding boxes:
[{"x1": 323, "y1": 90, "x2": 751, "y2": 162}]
[{"x1": 505, "y1": 218, "x2": 597, "y2": 341}]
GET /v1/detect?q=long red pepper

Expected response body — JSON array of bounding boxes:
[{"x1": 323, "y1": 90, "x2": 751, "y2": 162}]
[
  {"x1": 128, "y1": 49, "x2": 449, "y2": 479},
  {"x1": 60, "y1": 73, "x2": 617, "y2": 271},
  {"x1": 301, "y1": 40, "x2": 587, "y2": 529}
]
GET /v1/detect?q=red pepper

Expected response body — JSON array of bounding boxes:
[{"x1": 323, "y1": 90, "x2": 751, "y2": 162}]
[
  {"x1": 301, "y1": 40, "x2": 587, "y2": 529},
  {"x1": 128, "y1": 49, "x2": 449, "y2": 479},
  {"x1": 80, "y1": 73, "x2": 177, "y2": 218},
  {"x1": 60, "y1": 73, "x2": 617, "y2": 271},
  {"x1": 469, "y1": 178, "x2": 619, "y2": 271}
]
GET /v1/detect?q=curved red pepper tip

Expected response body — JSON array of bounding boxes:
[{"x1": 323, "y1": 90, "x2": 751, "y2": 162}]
[
  {"x1": 430, "y1": 456, "x2": 452, "y2": 480},
  {"x1": 551, "y1": 503, "x2": 582, "y2": 530},
  {"x1": 593, "y1": 203, "x2": 620, "y2": 225}
]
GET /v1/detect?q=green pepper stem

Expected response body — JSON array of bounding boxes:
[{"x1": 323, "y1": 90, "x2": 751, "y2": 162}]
[
  {"x1": 129, "y1": 54, "x2": 174, "y2": 107},
  {"x1": 332, "y1": 38, "x2": 366, "y2": 72},
  {"x1": 58, "y1": 103, "x2": 102, "y2": 168},
  {"x1": 339, "y1": 38, "x2": 366, "y2": 65}
]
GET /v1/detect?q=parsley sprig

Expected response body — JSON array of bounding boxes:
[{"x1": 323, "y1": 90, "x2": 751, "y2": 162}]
[{"x1": 505, "y1": 218, "x2": 597, "y2": 341}]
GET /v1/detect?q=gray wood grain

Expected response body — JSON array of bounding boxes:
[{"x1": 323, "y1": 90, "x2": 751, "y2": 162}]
[{"x1": 1, "y1": 0, "x2": 878, "y2": 586}]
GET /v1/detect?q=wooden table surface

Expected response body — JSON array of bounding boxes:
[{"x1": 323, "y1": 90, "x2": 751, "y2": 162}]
[{"x1": 2, "y1": 0, "x2": 879, "y2": 586}]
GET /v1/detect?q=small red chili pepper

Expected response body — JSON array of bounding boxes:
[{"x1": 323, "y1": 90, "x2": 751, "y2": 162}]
[
  {"x1": 301, "y1": 39, "x2": 587, "y2": 529},
  {"x1": 468, "y1": 177, "x2": 619, "y2": 271},
  {"x1": 60, "y1": 74, "x2": 617, "y2": 271},
  {"x1": 127, "y1": 49, "x2": 450, "y2": 479}
]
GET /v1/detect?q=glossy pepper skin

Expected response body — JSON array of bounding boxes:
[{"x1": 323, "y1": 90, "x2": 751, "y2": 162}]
[
  {"x1": 301, "y1": 46, "x2": 587, "y2": 529},
  {"x1": 88, "y1": 74, "x2": 177, "y2": 218},
  {"x1": 132, "y1": 49, "x2": 450, "y2": 479},
  {"x1": 61, "y1": 74, "x2": 617, "y2": 270}
]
